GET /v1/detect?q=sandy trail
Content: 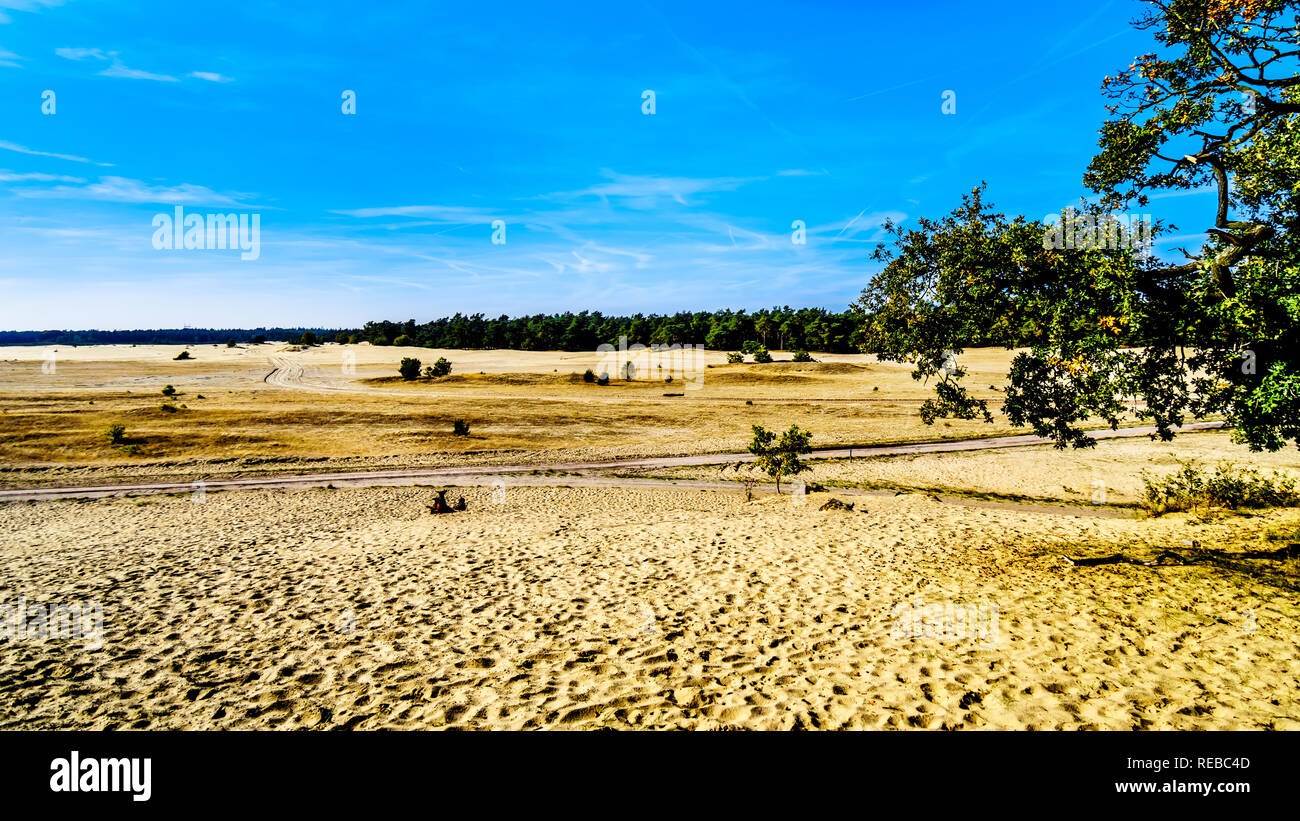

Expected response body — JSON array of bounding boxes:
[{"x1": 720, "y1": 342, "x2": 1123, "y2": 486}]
[{"x1": 0, "y1": 422, "x2": 1224, "y2": 503}]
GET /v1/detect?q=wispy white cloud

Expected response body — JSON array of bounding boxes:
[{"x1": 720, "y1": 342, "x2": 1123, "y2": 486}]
[
  {"x1": 0, "y1": 139, "x2": 112, "y2": 166},
  {"x1": 549, "y1": 169, "x2": 756, "y2": 206},
  {"x1": 58, "y1": 47, "x2": 233, "y2": 84},
  {"x1": 0, "y1": 1, "x2": 65, "y2": 25},
  {"x1": 55, "y1": 46, "x2": 108, "y2": 60},
  {"x1": 99, "y1": 59, "x2": 178, "y2": 82},
  {"x1": 1148, "y1": 185, "x2": 1217, "y2": 200},
  {"x1": 0, "y1": 169, "x2": 85, "y2": 182},
  {"x1": 13, "y1": 175, "x2": 258, "y2": 206},
  {"x1": 331, "y1": 204, "x2": 501, "y2": 222},
  {"x1": 0, "y1": 45, "x2": 20, "y2": 67}
]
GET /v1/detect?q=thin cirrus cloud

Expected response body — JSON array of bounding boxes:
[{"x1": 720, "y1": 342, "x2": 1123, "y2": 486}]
[
  {"x1": 0, "y1": 169, "x2": 85, "y2": 182},
  {"x1": 330, "y1": 204, "x2": 503, "y2": 223},
  {"x1": 53, "y1": 46, "x2": 107, "y2": 60},
  {"x1": 98, "y1": 60, "x2": 178, "y2": 82},
  {"x1": 0, "y1": 46, "x2": 20, "y2": 67},
  {"x1": 0, "y1": 1, "x2": 65, "y2": 25},
  {"x1": 56, "y1": 47, "x2": 230, "y2": 83},
  {"x1": 546, "y1": 170, "x2": 757, "y2": 207},
  {"x1": 12, "y1": 175, "x2": 259, "y2": 207},
  {"x1": 0, "y1": 139, "x2": 112, "y2": 166}
]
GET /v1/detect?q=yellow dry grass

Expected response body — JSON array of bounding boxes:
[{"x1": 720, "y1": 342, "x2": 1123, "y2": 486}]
[{"x1": 0, "y1": 343, "x2": 1024, "y2": 477}]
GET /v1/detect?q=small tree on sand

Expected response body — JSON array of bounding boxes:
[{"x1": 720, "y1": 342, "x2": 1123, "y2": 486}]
[
  {"x1": 747, "y1": 424, "x2": 812, "y2": 493},
  {"x1": 398, "y1": 357, "x2": 422, "y2": 380}
]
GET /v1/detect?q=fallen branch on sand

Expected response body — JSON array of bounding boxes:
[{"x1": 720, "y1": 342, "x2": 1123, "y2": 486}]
[{"x1": 1065, "y1": 551, "x2": 1189, "y2": 567}]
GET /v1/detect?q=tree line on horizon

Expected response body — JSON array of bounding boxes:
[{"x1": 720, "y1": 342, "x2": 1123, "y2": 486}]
[
  {"x1": 0, "y1": 327, "x2": 335, "y2": 347},
  {"x1": 352, "y1": 308, "x2": 869, "y2": 353},
  {"x1": 0, "y1": 304, "x2": 1109, "y2": 353}
]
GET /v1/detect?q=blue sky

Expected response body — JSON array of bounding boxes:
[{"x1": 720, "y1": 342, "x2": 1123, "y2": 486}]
[{"x1": 0, "y1": 0, "x2": 1213, "y2": 330}]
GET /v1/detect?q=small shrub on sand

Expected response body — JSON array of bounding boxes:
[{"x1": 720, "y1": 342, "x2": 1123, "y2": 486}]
[
  {"x1": 398, "y1": 357, "x2": 422, "y2": 380},
  {"x1": 582, "y1": 369, "x2": 596, "y2": 383},
  {"x1": 174, "y1": 351, "x2": 192, "y2": 361},
  {"x1": 791, "y1": 350, "x2": 815, "y2": 362},
  {"x1": 430, "y1": 357, "x2": 452, "y2": 377},
  {"x1": 453, "y1": 419, "x2": 470, "y2": 436},
  {"x1": 726, "y1": 352, "x2": 744, "y2": 364},
  {"x1": 752, "y1": 348, "x2": 773, "y2": 364},
  {"x1": 104, "y1": 423, "x2": 127, "y2": 445},
  {"x1": 1140, "y1": 461, "x2": 1300, "y2": 516},
  {"x1": 748, "y1": 424, "x2": 812, "y2": 493}
]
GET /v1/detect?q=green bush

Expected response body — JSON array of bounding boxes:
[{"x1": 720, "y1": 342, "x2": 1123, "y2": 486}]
[
  {"x1": 791, "y1": 350, "x2": 815, "y2": 362},
  {"x1": 452, "y1": 419, "x2": 470, "y2": 436},
  {"x1": 398, "y1": 357, "x2": 422, "y2": 380},
  {"x1": 740, "y1": 340, "x2": 763, "y2": 355},
  {"x1": 582, "y1": 369, "x2": 596, "y2": 383},
  {"x1": 161, "y1": 385, "x2": 177, "y2": 397},
  {"x1": 174, "y1": 350, "x2": 191, "y2": 361},
  {"x1": 1140, "y1": 461, "x2": 1300, "y2": 516},
  {"x1": 104, "y1": 423, "x2": 127, "y2": 445},
  {"x1": 159, "y1": 403, "x2": 179, "y2": 413},
  {"x1": 726, "y1": 352, "x2": 744, "y2": 364},
  {"x1": 431, "y1": 357, "x2": 452, "y2": 377},
  {"x1": 393, "y1": 334, "x2": 414, "y2": 347},
  {"x1": 748, "y1": 423, "x2": 813, "y2": 493},
  {"x1": 300, "y1": 331, "x2": 319, "y2": 347},
  {"x1": 752, "y1": 348, "x2": 773, "y2": 364},
  {"x1": 335, "y1": 332, "x2": 350, "y2": 345},
  {"x1": 597, "y1": 373, "x2": 609, "y2": 386},
  {"x1": 226, "y1": 339, "x2": 237, "y2": 348}
]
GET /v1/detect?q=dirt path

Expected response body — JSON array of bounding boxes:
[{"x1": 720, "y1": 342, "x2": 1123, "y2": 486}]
[{"x1": 0, "y1": 421, "x2": 1223, "y2": 507}]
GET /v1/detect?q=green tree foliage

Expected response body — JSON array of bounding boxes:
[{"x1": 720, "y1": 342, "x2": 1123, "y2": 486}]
[
  {"x1": 104, "y1": 423, "x2": 127, "y2": 445},
  {"x1": 430, "y1": 357, "x2": 452, "y2": 377},
  {"x1": 859, "y1": 0, "x2": 1300, "y2": 451},
  {"x1": 348, "y1": 308, "x2": 863, "y2": 354},
  {"x1": 299, "y1": 331, "x2": 319, "y2": 347},
  {"x1": 398, "y1": 357, "x2": 422, "y2": 380},
  {"x1": 752, "y1": 347, "x2": 773, "y2": 364},
  {"x1": 747, "y1": 424, "x2": 813, "y2": 493}
]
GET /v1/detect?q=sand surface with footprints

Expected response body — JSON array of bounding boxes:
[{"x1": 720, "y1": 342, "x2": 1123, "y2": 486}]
[{"x1": 2, "y1": 484, "x2": 1296, "y2": 730}]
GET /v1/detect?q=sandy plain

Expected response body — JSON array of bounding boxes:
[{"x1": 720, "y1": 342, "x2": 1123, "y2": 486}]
[{"x1": 0, "y1": 343, "x2": 1296, "y2": 729}]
